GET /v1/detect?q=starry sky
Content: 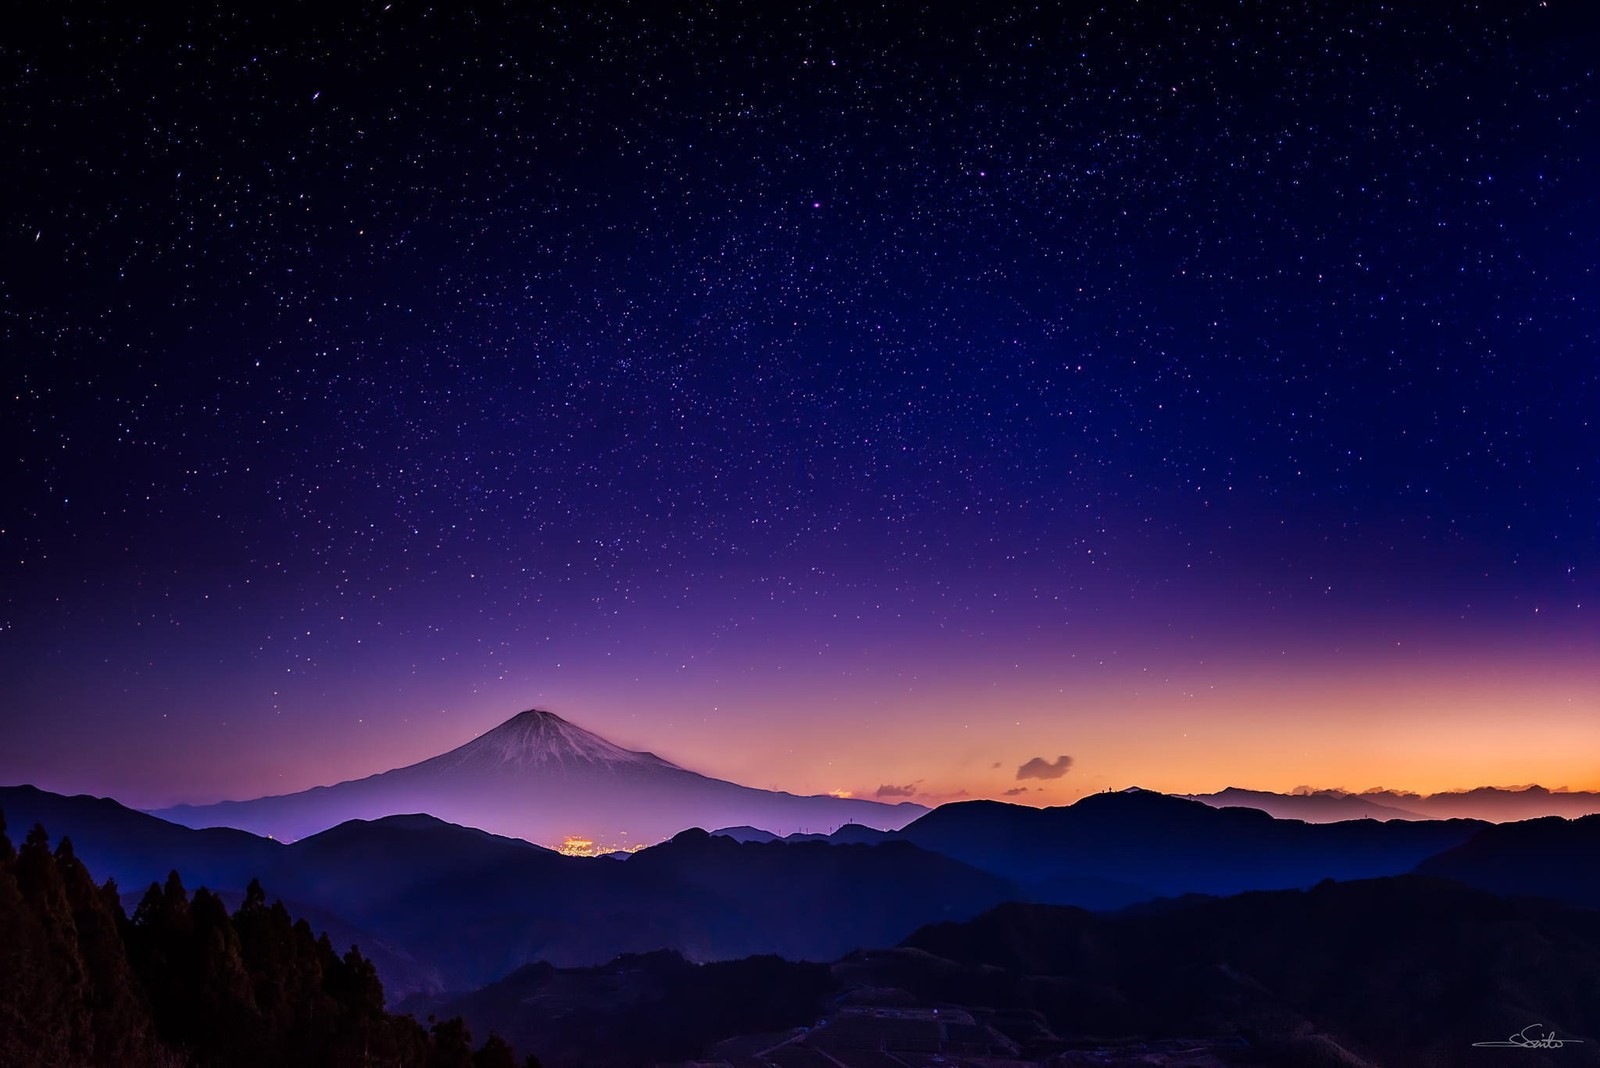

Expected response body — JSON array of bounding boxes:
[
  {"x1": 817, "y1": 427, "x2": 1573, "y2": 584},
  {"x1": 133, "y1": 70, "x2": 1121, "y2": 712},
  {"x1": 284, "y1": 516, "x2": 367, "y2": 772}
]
[{"x1": 4, "y1": 1, "x2": 1597, "y2": 810}]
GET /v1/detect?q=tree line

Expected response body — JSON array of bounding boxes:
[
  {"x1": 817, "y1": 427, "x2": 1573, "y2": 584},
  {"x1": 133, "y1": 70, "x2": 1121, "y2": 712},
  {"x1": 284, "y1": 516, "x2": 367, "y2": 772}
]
[{"x1": 0, "y1": 809, "x2": 539, "y2": 1067}]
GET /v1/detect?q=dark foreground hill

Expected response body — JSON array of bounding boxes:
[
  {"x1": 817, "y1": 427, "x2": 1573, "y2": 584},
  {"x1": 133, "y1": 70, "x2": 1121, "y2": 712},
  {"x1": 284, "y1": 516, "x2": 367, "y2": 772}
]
[
  {"x1": 409, "y1": 875, "x2": 1600, "y2": 1067},
  {"x1": 413, "y1": 950, "x2": 837, "y2": 1068},
  {"x1": 887, "y1": 877, "x2": 1600, "y2": 1067}
]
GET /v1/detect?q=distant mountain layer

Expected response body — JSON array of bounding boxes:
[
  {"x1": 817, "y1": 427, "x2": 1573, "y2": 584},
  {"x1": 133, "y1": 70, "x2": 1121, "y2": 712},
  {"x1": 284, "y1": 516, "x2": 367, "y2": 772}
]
[
  {"x1": 893, "y1": 790, "x2": 1486, "y2": 908},
  {"x1": 151, "y1": 709, "x2": 926, "y2": 847},
  {"x1": 1185, "y1": 784, "x2": 1600, "y2": 822},
  {"x1": 711, "y1": 823, "x2": 891, "y2": 845}
]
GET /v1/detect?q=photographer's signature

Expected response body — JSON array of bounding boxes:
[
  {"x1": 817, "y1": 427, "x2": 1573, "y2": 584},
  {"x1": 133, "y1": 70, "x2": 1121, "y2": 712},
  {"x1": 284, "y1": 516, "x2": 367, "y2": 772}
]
[{"x1": 1473, "y1": 1024, "x2": 1585, "y2": 1050}]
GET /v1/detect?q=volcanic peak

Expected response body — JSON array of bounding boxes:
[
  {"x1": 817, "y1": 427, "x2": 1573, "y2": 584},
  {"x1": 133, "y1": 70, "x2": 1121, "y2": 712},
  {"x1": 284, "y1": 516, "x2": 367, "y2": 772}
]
[{"x1": 417, "y1": 709, "x2": 681, "y2": 773}]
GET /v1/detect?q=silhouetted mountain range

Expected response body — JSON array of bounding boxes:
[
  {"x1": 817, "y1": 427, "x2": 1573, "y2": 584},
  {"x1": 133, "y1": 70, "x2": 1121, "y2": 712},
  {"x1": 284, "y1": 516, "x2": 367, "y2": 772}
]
[
  {"x1": 271, "y1": 819, "x2": 1013, "y2": 990},
  {"x1": 1181, "y1": 786, "x2": 1428, "y2": 821},
  {"x1": 1416, "y1": 812, "x2": 1600, "y2": 908},
  {"x1": 892, "y1": 789, "x2": 1486, "y2": 907},
  {"x1": 1186, "y1": 784, "x2": 1600, "y2": 822},
  {"x1": 0, "y1": 785, "x2": 1003, "y2": 991},
  {"x1": 711, "y1": 823, "x2": 892, "y2": 845},
  {"x1": 0, "y1": 783, "x2": 281, "y2": 890},
  {"x1": 10, "y1": 776, "x2": 1600, "y2": 1052},
  {"x1": 151, "y1": 710, "x2": 926, "y2": 846}
]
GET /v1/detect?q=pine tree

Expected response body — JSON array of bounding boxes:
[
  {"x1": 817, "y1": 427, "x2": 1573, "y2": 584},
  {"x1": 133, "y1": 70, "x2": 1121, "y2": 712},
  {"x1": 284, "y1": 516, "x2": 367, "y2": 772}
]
[
  {"x1": 0, "y1": 808, "x2": 49, "y2": 1066},
  {"x1": 129, "y1": 869, "x2": 196, "y2": 1056},
  {"x1": 14, "y1": 824, "x2": 94, "y2": 1064},
  {"x1": 472, "y1": 1032, "x2": 518, "y2": 1068},
  {"x1": 428, "y1": 1016, "x2": 477, "y2": 1068},
  {"x1": 0, "y1": 818, "x2": 546, "y2": 1068},
  {"x1": 187, "y1": 886, "x2": 260, "y2": 1062},
  {"x1": 234, "y1": 878, "x2": 297, "y2": 1051},
  {"x1": 55, "y1": 838, "x2": 158, "y2": 1064}
]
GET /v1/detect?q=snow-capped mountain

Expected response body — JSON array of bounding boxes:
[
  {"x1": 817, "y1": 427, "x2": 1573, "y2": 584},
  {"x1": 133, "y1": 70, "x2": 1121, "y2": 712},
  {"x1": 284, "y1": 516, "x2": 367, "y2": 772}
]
[
  {"x1": 152, "y1": 709, "x2": 926, "y2": 847},
  {"x1": 414, "y1": 709, "x2": 683, "y2": 774}
]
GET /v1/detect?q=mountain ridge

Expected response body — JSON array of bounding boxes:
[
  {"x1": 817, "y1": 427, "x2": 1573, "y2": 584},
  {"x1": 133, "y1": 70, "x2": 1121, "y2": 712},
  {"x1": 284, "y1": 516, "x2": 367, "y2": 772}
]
[{"x1": 1185, "y1": 783, "x2": 1600, "y2": 822}]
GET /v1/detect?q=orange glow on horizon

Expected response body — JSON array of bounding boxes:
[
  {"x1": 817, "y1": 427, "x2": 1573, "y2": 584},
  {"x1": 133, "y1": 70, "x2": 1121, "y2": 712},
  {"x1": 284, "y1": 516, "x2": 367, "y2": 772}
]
[
  {"x1": 573, "y1": 643, "x2": 1600, "y2": 807},
  {"x1": 104, "y1": 631, "x2": 1597, "y2": 812}
]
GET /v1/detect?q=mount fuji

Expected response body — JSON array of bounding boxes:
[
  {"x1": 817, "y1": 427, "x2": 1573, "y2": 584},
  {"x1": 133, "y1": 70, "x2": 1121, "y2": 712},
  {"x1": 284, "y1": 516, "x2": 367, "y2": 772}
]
[{"x1": 152, "y1": 709, "x2": 926, "y2": 848}]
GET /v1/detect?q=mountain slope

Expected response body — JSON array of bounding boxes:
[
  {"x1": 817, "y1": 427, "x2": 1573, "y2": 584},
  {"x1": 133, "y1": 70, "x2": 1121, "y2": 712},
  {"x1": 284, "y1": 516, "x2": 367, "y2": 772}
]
[
  {"x1": 0, "y1": 783, "x2": 281, "y2": 891},
  {"x1": 415, "y1": 951, "x2": 837, "y2": 1068},
  {"x1": 153, "y1": 709, "x2": 926, "y2": 847},
  {"x1": 887, "y1": 876, "x2": 1600, "y2": 1067},
  {"x1": 1414, "y1": 813, "x2": 1600, "y2": 907},
  {"x1": 425, "y1": 875, "x2": 1600, "y2": 1067},
  {"x1": 410, "y1": 710, "x2": 683, "y2": 774}
]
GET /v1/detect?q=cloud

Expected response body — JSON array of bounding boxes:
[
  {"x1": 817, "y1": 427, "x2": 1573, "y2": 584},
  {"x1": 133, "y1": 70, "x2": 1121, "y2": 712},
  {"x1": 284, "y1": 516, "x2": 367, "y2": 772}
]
[
  {"x1": 1016, "y1": 755, "x2": 1073, "y2": 781},
  {"x1": 991, "y1": 762, "x2": 1002, "y2": 770},
  {"x1": 875, "y1": 783, "x2": 917, "y2": 798},
  {"x1": 1003, "y1": 786, "x2": 1030, "y2": 796}
]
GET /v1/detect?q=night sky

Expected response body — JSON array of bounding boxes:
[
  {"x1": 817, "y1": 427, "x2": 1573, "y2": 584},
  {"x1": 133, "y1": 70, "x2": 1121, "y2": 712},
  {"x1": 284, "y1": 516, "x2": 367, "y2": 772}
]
[{"x1": 5, "y1": 1, "x2": 1597, "y2": 810}]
